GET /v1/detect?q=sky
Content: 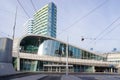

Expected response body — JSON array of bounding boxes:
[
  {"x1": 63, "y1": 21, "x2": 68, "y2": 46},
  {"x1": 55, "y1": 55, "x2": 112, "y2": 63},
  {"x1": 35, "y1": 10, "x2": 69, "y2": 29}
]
[{"x1": 0, "y1": 0, "x2": 120, "y2": 53}]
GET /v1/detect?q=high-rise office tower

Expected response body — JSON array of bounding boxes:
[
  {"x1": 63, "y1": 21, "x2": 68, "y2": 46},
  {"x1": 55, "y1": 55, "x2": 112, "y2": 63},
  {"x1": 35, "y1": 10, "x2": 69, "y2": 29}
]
[
  {"x1": 33, "y1": 2, "x2": 57, "y2": 38},
  {"x1": 23, "y1": 19, "x2": 34, "y2": 35}
]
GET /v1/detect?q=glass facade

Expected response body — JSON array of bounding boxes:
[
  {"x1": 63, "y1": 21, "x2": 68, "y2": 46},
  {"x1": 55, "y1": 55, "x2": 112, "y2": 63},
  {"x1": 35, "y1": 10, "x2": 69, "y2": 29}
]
[
  {"x1": 33, "y1": 2, "x2": 57, "y2": 38},
  {"x1": 20, "y1": 36, "x2": 104, "y2": 61},
  {"x1": 16, "y1": 35, "x2": 108, "y2": 72}
]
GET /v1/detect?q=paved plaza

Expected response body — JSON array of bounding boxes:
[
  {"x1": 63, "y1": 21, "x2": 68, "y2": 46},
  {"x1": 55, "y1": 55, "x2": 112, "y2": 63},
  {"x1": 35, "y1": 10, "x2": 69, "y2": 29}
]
[{"x1": 0, "y1": 73, "x2": 120, "y2": 80}]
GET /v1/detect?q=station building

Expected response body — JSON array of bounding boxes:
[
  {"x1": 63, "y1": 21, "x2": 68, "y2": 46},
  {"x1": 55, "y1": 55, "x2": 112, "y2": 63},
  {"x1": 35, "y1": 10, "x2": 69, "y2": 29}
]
[{"x1": 12, "y1": 35, "x2": 119, "y2": 73}]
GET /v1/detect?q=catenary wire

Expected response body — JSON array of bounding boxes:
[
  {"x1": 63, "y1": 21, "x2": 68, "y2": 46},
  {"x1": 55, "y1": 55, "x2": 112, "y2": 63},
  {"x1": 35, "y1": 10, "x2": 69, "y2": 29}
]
[
  {"x1": 58, "y1": 0, "x2": 108, "y2": 36},
  {"x1": 30, "y1": 0, "x2": 37, "y2": 12},
  {"x1": 93, "y1": 17, "x2": 120, "y2": 41},
  {"x1": 98, "y1": 22, "x2": 120, "y2": 40},
  {"x1": 16, "y1": 0, "x2": 30, "y2": 18},
  {"x1": 88, "y1": 16, "x2": 120, "y2": 45},
  {"x1": 85, "y1": 17, "x2": 120, "y2": 49}
]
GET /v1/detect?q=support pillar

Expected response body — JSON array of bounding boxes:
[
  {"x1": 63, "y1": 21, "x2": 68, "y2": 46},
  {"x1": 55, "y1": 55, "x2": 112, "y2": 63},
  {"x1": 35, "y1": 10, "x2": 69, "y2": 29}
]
[
  {"x1": 92, "y1": 66, "x2": 95, "y2": 73},
  {"x1": 59, "y1": 67, "x2": 61, "y2": 72},
  {"x1": 111, "y1": 68, "x2": 113, "y2": 73},
  {"x1": 17, "y1": 58, "x2": 20, "y2": 71},
  {"x1": 51, "y1": 66, "x2": 52, "y2": 72},
  {"x1": 34, "y1": 61, "x2": 38, "y2": 71}
]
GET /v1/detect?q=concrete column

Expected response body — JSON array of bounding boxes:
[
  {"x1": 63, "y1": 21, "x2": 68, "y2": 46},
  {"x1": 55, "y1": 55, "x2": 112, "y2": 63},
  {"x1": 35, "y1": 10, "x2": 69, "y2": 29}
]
[
  {"x1": 92, "y1": 66, "x2": 95, "y2": 73},
  {"x1": 59, "y1": 67, "x2": 61, "y2": 72},
  {"x1": 111, "y1": 68, "x2": 113, "y2": 73},
  {"x1": 34, "y1": 61, "x2": 38, "y2": 71},
  {"x1": 17, "y1": 58, "x2": 20, "y2": 71},
  {"x1": 56, "y1": 67, "x2": 57, "y2": 72},
  {"x1": 51, "y1": 66, "x2": 52, "y2": 72}
]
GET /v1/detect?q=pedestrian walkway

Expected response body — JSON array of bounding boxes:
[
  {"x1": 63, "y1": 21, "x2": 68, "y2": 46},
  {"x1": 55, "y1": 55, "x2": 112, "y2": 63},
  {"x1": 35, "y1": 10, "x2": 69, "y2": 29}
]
[
  {"x1": 61, "y1": 74, "x2": 120, "y2": 80},
  {"x1": 61, "y1": 75, "x2": 81, "y2": 80},
  {"x1": 77, "y1": 75, "x2": 120, "y2": 80},
  {"x1": 11, "y1": 74, "x2": 47, "y2": 80},
  {"x1": 1, "y1": 73, "x2": 120, "y2": 80}
]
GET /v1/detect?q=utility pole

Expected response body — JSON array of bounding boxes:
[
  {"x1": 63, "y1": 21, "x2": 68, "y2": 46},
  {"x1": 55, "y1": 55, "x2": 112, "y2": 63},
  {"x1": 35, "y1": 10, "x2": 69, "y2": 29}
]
[{"x1": 66, "y1": 36, "x2": 69, "y2": 76}]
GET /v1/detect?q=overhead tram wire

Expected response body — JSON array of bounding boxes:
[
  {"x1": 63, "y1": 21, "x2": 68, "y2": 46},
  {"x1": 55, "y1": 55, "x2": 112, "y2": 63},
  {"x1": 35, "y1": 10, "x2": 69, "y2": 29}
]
[
  {"x1": 58, "y1": 0, "x2": 108, "y2": 36},
  {"x1": 93, "y1": 16, "x2": 120, "y2": 41},
  {"x1": 16, "y1": 0, "x2": 30, "y2": 18},
  {"x1": 99, "y1": 22, "x2": 120, "y2": 40},
  {"x1": 85, "y1": 16, "x2": 120, "y2": 49},
  {"x1": 30, "y1": 0, "x2": 37, "y2": 12},
  {"x1": 88, "y1": 16, "x2": 120, "y2": 44}
]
